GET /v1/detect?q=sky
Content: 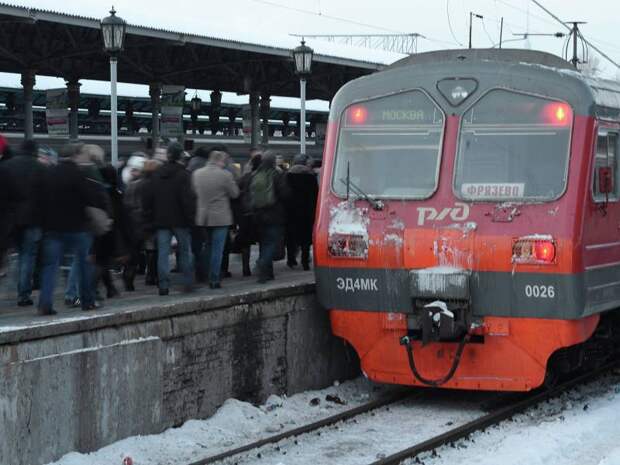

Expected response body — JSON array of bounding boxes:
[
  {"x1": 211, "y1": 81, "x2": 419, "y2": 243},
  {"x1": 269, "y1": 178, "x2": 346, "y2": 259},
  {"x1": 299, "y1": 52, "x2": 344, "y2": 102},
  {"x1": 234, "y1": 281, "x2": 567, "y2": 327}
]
[{"x1": 1, "y1": 0, "x2": 619, "y2": 111}]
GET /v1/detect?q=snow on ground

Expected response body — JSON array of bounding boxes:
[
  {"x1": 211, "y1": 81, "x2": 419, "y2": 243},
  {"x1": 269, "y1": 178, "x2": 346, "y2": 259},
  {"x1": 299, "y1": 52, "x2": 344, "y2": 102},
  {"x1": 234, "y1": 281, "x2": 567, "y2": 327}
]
[
  {"x1": 229, "y1": 390, "x2": 483, "y2": 465},
  {"x1": 47, "y1": 371, "x2": 620, "y2": 465},
  {"x1": 406, "y1": 371, "x2": 620, "y2": 465},
  {"x1": 46, "y1": 378, "x2": 393, "y2": 465}
]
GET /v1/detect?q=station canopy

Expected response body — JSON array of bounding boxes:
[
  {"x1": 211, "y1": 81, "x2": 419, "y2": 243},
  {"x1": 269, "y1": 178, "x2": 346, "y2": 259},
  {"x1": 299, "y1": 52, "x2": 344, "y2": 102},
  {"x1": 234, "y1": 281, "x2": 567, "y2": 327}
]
[{"x1": 0, "y1": 3, "x2": 386, "y2": 101}]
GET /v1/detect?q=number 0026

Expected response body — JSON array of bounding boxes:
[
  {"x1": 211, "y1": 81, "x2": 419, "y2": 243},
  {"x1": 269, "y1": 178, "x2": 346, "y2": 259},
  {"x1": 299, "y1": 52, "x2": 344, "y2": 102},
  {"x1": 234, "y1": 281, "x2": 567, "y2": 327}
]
[{"x1": 525, "y1": 284, "x2": 555, "y2": 298}]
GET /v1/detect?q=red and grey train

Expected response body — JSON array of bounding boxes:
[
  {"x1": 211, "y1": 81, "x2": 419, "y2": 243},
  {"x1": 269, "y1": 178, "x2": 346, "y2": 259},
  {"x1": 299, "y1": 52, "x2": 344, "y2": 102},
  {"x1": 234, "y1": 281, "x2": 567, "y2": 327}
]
[{"x1": 313, "y1": 49, "x2": 620, "y2": 391}]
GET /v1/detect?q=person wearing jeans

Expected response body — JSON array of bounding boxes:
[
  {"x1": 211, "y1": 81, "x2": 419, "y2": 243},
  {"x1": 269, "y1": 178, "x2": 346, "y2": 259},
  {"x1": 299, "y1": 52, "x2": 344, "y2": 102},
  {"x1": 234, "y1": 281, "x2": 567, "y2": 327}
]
[
  {"x1": 192, "y1": 149, "x2": 239, "y2": 289},
  {"x1": 16, "y1": 227, "x2": 42, "y2": 306},
  {"x1": 200, "y1": 226, "x2": 229, "y2": 287},
  {"x1": 142, "y1": 142, "x2": 196, "y2": 296},
  {"x1": 36, "y1": 143, "x2": 103, "y2": 315},
  {"x1": 256, "y1": 224, "x2": 283, "y2": 281},
  {"x1": 64, "y1": 251, "x2": 97, "y2": 307},
  {"x1": 156, "y1": 228, "x2": 193, "y2": 292},
  {"x1": 3, "y1": 139, "x2": 47, "y2": 306},
  {"x1": 39, "y1": 232, "x2": 94, "y2": 313}
]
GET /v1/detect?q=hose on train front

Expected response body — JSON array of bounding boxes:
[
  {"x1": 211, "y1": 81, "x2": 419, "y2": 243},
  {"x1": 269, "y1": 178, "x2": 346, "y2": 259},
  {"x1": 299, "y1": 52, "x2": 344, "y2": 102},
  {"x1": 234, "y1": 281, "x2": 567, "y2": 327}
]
[{"x1": 399, "y1": 332, "x2": 471, "y2": 387}]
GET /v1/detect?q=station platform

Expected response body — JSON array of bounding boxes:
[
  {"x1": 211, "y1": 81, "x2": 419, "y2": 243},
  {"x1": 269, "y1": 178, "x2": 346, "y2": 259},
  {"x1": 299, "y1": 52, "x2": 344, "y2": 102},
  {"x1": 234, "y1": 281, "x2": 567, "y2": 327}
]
[
  {"x1": 0, "y1": 257, "x2": 358, "y2": 465},
  {"x1": 0, "y1": 259, "x2": 313, "y2": 343}
]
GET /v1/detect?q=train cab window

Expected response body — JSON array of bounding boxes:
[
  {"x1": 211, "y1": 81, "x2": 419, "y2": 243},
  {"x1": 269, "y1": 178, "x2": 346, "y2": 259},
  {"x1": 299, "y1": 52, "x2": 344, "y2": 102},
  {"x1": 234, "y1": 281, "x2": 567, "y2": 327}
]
[
  {"x1": 593, "y1": 131, "x2": 619, "y2": 201},
  {"x1": 454, "y1": 89, "x2": 572, "y2": 202},
  {"x1": 332, "y1": 90, "x2": 444, "y2": 199}
]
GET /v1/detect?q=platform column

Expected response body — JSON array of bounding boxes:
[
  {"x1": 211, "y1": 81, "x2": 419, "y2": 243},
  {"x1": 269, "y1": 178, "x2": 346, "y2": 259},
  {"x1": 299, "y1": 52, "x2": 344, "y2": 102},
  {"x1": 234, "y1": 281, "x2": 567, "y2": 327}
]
[
  {"x1": 149, "y1": 82, "x2": 161, "y2": 148},
  {"x1": 66, "y1": 79, "x2": 81, "y2": 141},
  {"x1": 210, "y1": 90, "x2": 222, "y2": 136},
  {"x1": 260, "y1": 92, "x2": 270, "y2": 146},
  {"x1": 21, "y1": 70, "x2": 35, "y2": 140},
  {"x1": 249, "y1": 91, "x2": 260, "y2": 149}
]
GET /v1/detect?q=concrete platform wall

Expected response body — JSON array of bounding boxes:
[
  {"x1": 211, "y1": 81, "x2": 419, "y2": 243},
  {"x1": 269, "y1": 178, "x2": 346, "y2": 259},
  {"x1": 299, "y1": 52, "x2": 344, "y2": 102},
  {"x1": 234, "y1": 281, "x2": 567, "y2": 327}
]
[{"x1": 0, "y1": 285, "x2": 358, "y2": 465}]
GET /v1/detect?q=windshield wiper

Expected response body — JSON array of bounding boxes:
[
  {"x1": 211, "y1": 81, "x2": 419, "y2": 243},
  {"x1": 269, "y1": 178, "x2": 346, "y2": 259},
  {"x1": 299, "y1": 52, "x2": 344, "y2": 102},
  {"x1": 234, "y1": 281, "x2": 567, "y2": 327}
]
[{"x1": 340, "y1": 161, "x2": 384, "y2": 211}]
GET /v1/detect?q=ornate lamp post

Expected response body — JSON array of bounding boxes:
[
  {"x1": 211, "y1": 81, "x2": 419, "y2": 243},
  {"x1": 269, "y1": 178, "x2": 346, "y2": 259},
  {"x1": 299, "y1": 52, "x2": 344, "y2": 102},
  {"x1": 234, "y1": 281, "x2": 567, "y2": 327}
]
[
  {"x1": 101, "y1": 7, "x2": 126, "y2": 166},
  {"x1": 292, "y1": 39, "x2": 313, "y2": 154}
]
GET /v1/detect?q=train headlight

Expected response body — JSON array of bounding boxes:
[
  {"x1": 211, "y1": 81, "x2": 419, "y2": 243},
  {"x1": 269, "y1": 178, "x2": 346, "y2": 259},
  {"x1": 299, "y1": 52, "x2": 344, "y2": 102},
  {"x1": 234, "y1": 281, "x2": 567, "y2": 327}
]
[
  {"x1": 437, "y1": 78, "x2": 478, "y2": 106},
  {"x1": 512, "y1": 236, "x2": 556, "y2": 264},
  {"x1": 328, "y1": 233, "x2": 368, "y2": 259}
]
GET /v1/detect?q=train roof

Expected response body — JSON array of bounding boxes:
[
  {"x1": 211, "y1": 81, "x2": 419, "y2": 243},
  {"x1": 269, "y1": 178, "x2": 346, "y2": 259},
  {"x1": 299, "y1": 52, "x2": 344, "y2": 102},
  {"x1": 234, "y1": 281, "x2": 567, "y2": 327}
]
[
  {"x1": 332, "y1": 48, "x2": 620, "y2": 122},
  {"x1": 387, "y1": 48, "x2": 575, "y2": 70}
]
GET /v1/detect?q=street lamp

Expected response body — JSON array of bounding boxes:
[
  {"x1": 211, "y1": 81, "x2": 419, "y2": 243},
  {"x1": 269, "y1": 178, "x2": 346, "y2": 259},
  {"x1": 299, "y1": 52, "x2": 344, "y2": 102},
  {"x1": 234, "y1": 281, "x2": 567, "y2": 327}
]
[
  {"x1": 292, "y1": 39, "x2": 313, "y2": 154},
  {"x1": 101, "y1": 7, "x2": 126, "y2": 167}
]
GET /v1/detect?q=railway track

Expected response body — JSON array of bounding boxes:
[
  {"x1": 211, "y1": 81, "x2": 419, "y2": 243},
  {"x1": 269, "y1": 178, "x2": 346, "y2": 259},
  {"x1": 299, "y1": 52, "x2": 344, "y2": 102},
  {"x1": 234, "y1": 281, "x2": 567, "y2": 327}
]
[
  {"x1": 188, "y1": 363, "x2": 618, "y2": 465},
  {"x1": 370, "y1": 362, "x2": 619, "y2": 465},
  {"x1": 187, "y1": 388, "x2": 418, "y2": 465}
]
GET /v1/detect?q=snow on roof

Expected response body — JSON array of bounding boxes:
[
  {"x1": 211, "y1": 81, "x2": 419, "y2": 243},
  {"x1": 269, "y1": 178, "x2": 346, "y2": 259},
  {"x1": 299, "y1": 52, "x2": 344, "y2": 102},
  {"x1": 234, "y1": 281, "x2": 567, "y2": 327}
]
[{"x1": 0, "y1": 1, "x2": 405, "y2": 66}]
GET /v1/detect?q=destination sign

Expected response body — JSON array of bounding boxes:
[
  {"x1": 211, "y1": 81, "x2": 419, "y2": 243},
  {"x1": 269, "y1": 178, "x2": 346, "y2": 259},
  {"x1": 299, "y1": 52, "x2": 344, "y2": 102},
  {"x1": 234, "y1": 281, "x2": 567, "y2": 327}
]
[
  {"x1": 344, "y1": 90, "x2": 442, "y2": 127},
  {"x1": 462, "y1": 183, "x2": 525, "y2": 199},
  {"x1": 381, "y1": 109, "x2": 426, "y2": 122}
]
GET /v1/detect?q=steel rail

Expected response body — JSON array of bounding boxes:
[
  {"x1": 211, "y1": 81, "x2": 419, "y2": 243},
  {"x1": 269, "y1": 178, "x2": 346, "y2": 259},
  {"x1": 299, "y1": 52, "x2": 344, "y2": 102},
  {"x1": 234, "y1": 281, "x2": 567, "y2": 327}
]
[
  {"x1": 187, "y1": 388, "x2": 418, "y2": 465},
  {"x1": 368, "y1": 362, "x2": 620, "y2": 465}
]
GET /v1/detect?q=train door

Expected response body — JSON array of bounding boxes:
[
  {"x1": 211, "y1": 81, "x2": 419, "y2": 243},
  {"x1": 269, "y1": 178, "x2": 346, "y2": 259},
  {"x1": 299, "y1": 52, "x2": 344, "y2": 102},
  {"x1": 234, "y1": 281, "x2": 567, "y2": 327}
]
[{"x1": 583, "y1": 125, "x2": 620, "y2": 312}]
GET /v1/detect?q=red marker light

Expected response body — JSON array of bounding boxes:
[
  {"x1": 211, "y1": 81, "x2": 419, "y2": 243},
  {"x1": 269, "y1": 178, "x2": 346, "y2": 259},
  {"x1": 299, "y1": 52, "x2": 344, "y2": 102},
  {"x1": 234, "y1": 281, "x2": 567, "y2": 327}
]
[
  {"x1": 512, "y1": 237, "x2": 556, "y2": 264},
  {"x1": 348, "y1": 105, "x2": 368, "y2": 125},
  {"x1": 543, "y1": 103, "x2": 571, "y2": 125},
  {"x1": 533, "y1": 241, "x2": 556, "y2": 262}
]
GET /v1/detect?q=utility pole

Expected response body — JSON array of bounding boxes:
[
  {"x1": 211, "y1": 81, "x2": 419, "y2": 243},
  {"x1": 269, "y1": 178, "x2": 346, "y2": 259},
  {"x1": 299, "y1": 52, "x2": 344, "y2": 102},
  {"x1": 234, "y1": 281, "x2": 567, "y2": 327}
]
[
  {"x1": 531, "y1": 0, "x2": 620, "y2": 71},
  {"x1": 469, "y1": 12, "x2": 483, "y2": 49},
  {"x1": 499, "y1": 17, "x2": 504, "y2": 48},
  {"x1": 568, "y1": 21, "x2": 586, "y2": 68}
]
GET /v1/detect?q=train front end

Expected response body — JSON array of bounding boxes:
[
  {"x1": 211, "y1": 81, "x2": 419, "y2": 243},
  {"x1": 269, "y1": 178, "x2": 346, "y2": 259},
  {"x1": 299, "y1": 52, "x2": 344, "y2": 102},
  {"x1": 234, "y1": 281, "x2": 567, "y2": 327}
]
[{"x1": 313, "y1": 51, "x2": 600, "y2": 391}]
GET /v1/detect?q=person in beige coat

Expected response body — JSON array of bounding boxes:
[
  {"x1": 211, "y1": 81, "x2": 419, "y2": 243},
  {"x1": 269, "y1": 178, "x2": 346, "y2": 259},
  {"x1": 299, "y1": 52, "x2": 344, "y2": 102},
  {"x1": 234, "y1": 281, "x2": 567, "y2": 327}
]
[{"x1": 192, "y1": 150, "x2": 239, "y2": 288}]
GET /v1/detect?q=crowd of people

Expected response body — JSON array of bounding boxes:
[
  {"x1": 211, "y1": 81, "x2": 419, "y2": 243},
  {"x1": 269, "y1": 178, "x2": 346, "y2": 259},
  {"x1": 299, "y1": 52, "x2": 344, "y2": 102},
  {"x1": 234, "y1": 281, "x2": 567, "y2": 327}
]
[{"x1": 0, "y1": 139, "x2": 318, "y2": 316}]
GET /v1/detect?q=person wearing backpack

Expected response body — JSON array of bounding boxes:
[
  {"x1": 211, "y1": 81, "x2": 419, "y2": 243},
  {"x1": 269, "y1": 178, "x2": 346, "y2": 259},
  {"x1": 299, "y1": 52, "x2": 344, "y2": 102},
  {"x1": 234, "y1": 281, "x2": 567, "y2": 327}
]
[{"x1": 249, "y1": 152, "x2": 290, "y2": 283}]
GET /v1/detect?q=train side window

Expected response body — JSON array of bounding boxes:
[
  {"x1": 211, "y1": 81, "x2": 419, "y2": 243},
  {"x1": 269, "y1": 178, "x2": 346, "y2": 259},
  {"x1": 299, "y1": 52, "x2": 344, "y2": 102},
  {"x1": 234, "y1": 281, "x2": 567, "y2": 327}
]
[{"x1": 593, "y1": 131, "x2": 619, "y2": 201}]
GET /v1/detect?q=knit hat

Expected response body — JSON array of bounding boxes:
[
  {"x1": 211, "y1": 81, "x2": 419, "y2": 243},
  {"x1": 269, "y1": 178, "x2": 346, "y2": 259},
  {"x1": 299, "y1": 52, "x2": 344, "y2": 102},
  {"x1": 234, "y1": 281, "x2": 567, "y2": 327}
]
[
  {"x1": 293, "y1": 153, "x2": 309, "y2": 166},
  {"x1": 167, "y1": 142, "x2": 184, "y2": 162}
]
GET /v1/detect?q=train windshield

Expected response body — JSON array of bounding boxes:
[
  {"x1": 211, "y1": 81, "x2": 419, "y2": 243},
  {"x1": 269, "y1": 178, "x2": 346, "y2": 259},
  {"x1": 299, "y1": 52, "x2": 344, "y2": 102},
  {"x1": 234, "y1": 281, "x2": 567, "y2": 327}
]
[
  {"x1": 332, "y1": 90, "x2": 444, "y2": 199},
  {"x1": 454, "y1": 89, "x2": 572, "y2": 202}
]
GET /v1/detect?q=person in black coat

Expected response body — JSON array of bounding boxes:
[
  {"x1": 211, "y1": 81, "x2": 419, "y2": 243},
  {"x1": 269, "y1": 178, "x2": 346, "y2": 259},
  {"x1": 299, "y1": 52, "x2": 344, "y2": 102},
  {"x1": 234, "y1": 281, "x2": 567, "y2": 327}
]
[
  {"x1": 2, "y1": 140, "x2": 47, "y2": 306},
  {"x1": 285, "y1": 154, "x2": 318, "y2": 270},
  {"x1": 236, "y1": 154, "x2": 262, "y2": 276},
  {"x1": 94, "y1": 165, "x2": 135, "y2": 298},
  {"x1": 142, "y1": 142, "x2": 196, "y2": 295},
  {"x1": 37, "y1": 143, "x2": 104, "y2": 314},
  {"x1": 0, "y1": 163, "x2": 18, "y2": 266}
]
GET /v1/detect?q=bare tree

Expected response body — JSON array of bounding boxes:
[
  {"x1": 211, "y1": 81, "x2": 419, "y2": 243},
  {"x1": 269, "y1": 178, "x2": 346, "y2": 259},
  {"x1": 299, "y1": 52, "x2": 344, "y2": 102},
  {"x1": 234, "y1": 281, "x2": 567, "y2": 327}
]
[{"x1": 579, "y1": 55, "x2": 601, "y2": 77}]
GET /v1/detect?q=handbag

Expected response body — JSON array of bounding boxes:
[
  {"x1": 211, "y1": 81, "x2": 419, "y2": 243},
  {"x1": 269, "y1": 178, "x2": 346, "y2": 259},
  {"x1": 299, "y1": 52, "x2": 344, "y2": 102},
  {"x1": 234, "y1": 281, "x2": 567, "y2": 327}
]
[{"x1": 86, "y1": 206, "x2": 113, "y2": 236}]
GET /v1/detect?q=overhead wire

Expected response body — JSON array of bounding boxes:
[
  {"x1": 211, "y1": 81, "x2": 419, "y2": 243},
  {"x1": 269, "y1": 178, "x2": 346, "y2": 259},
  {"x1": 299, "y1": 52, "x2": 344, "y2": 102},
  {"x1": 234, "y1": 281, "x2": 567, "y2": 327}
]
[
  {"x1": 496, "y1": 0, "x2": 620, "y2": 58},
  {"x1": 246, "y1": 0, "x2": 403, "y2": 33},
  {"x1": 529, "y1": 0, "x2": 619, "y2": 69},
  {"x1": 446, "y1": 0, "x2": 465, "y2": 46},
  {"x1": 484, "y1": 0, "x2": 559, "y2": 29},
  {"x1": 481, "y1": 19, "x2": 497, "y2": 46},
  {"x1": 250, "y1": 0, "x2": 464, "y2": 50}
]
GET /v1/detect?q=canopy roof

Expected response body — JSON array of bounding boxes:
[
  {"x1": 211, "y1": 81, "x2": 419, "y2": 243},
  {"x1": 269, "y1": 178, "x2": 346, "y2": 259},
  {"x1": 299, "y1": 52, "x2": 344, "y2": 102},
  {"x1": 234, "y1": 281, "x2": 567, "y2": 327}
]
[{"x1": 0, "y1": 3, "x2": 386, "y2": 100}]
